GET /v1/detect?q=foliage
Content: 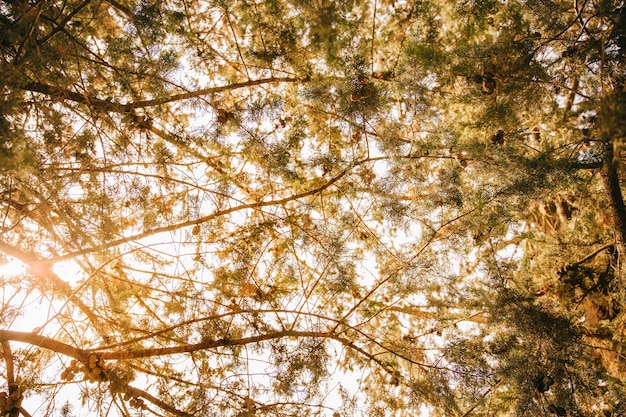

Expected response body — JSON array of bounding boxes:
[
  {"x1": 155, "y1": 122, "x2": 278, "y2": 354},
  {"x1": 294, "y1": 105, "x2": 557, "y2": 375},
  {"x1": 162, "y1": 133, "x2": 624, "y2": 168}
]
[{"x1": 1, "y1": 0, "x2": 625, "y2": 416}]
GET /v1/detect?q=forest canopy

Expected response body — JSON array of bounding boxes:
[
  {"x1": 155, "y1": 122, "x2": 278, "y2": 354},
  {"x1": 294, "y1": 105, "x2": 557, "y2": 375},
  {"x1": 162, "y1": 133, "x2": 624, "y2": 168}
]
[{"x1": 1, "y1": 0, "x2": 626, "y2": 416}]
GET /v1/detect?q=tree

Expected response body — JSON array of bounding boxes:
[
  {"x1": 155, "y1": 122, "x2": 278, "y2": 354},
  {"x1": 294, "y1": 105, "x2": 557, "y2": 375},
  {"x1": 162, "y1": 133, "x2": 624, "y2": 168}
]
[{"x1": 1, "y1": 0, "x2": 625, "y2": 416}]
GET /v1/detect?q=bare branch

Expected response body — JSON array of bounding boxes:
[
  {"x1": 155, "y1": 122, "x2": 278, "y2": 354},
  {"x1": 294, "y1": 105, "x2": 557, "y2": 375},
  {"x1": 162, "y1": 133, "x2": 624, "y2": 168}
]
[
  {"x1": 0, "y1": 330, "x2": 82, "y2": 359},
  {"x1": 125, "y1": 385, "x2": 193, "y2": 417}
]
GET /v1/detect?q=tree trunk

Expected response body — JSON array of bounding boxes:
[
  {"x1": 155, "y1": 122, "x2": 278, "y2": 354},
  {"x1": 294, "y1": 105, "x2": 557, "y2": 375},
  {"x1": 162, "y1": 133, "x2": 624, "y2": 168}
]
[{"x1": 601, "y1": 141, "x2": 626, "y2": 278}]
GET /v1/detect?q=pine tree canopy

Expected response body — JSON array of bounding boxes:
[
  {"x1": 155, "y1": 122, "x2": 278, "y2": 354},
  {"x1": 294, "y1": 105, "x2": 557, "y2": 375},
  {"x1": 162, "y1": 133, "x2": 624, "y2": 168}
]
[{"x1": 1, "y1": 0, "x2": 626, "y2": 416}]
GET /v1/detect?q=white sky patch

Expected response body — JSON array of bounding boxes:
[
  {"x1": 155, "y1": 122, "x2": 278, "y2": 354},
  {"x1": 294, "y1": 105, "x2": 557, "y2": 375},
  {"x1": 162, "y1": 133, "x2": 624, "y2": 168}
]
[{"x1": 0, "y1": 258, "x2": 26, "y2": 278}]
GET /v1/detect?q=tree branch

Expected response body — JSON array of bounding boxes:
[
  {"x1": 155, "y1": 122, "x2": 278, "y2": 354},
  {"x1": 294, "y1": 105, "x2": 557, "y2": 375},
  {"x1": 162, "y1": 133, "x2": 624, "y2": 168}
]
[
  {"x1": 0, "y1": 330, "x2": 82, "y2": 359},
  {"x1": 98, "y1": 328, "x2": 427, "y2": 384},
  {"x1": 1, "y1": 341, "x2": 20, "y2": 417},
  {"x1": 20, "y1": 77, "x2": 302, "y2": 113},
  {"x1": 49, "y1": 165, "x2": 350, "y2": 262},
  {"x1": 2, "y1": 341, "x2": 15, "y2": 387},
  {"x1": 125, "y1": 385, "x2": 193, "y2": 417},
  {"x1": 0, "y1": 330, "x2": 192, "y2": 416},
  {"x1": 387, "y1": 305, "x2": 490, "y2": 324},
  {"x1": 36, "y1": 0, "x2": 92, "y2": 45},
  {"x1": 99, "y1": 330, "x2": 330, "y2": 360},
  {"x1": 558, "y1": 242, "x2": 615, "y2": 276}
]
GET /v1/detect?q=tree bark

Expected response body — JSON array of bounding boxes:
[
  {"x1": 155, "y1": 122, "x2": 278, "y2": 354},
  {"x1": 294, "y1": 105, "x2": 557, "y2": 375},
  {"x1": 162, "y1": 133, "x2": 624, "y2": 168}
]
[{"x1": 601, "y1": 141, "x2": 626, "y2": 276}]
